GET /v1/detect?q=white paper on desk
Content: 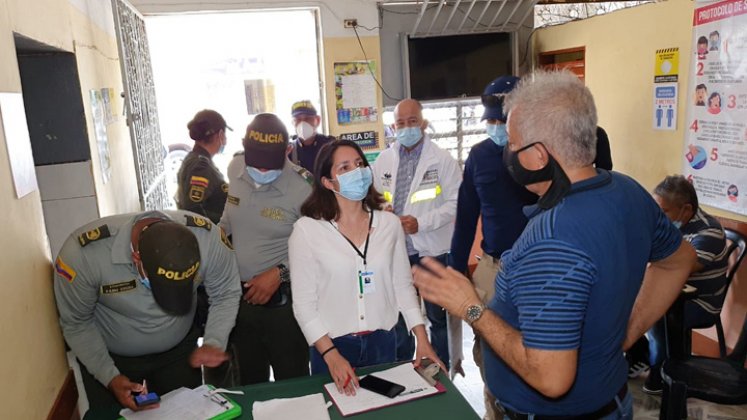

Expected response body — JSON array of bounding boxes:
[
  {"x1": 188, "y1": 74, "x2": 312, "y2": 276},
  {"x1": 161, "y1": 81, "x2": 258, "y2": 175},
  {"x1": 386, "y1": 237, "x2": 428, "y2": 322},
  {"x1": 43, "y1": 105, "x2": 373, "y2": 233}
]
[
  {"x1": 252, "y1": 393, "x2": 330, "y2": 420},
  {"x1": 119, "y1": 385, "x2": 234, "y2": 420},
  {"x1": 324, "y1": 363, "x2": 441, "y2": 416}
]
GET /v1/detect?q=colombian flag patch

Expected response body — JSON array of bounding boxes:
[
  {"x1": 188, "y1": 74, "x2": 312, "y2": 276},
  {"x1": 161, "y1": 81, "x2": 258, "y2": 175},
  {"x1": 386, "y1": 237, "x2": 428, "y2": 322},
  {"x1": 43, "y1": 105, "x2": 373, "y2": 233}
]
[
  {"x1": 55, "y1": 257, "x2": 77, "y2": 283},
  {"x1": 190, "y1": 176, "x2": 209, "y2": 188}
]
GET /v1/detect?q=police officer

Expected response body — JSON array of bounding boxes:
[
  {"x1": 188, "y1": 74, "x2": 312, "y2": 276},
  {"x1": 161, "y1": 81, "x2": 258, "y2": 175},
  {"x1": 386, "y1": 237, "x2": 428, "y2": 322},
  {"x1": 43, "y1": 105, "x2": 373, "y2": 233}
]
[
  {"x1": 289, "y1": 100, "x2": 336, "y2": 173},
  {"x1": 53, "y1": 211, "x2": 240, "y2": 411},
  {"x1": 177, "y1": 109, "x2": 231, "y2": 223},
  {"x1": 220, "y1": 113, "x2": 312, "y2": 385},
  {"x1": 448, "y1": 76, "x2": 537, "y2": 420}
]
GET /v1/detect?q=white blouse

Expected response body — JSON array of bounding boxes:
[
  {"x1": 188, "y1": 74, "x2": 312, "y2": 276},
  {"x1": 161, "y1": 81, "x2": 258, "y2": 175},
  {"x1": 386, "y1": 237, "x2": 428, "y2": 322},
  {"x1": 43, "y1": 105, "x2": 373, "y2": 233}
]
[{"x1": 289, "y1": 210, "x2": 424, "y2": 345}]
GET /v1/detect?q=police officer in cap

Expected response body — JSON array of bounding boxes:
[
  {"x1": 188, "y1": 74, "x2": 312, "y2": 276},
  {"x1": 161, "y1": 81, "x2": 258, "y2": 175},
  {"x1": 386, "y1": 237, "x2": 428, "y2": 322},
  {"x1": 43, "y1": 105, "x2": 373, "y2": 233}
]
[
  {"x1": 221, "y1": 113, "x2": 312, "y2": 385},
  {"x1": 449, "y1": 76, "x2": 537, "y2": 420},
  {"x1": 289, "y1": 100, "x2": 336, "y2": 173},
  {"x1": 177, "y1": 109, "x2": 231, "y2": 223},
  {"x1": 53, "y1": 210, "x2": 240, "y2": 410}
]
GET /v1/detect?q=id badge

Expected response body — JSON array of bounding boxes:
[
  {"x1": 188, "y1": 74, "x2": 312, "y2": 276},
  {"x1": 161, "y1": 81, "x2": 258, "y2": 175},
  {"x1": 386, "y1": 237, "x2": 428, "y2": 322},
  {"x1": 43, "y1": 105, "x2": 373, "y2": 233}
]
[{"x1": 360, "y1": 271, "x2": 376, "y2": 294}]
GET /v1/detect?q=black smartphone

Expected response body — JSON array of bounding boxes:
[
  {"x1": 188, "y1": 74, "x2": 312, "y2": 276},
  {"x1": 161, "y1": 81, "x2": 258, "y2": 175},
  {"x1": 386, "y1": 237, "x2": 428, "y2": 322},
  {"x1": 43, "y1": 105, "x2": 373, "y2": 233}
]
[
  {"x1": 134, "y1": 392, "x2": 160, "y2": 407},
  {"x1": 359, "y1": 375, "x2": 405, "y2": 399}
]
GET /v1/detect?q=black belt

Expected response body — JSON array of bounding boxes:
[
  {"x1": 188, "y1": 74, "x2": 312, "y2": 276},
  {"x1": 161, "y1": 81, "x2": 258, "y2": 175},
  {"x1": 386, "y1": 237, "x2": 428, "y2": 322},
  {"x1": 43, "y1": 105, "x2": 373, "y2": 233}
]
[{"x1": 500, "y1": 384, "x2": 627, "y2": 420}]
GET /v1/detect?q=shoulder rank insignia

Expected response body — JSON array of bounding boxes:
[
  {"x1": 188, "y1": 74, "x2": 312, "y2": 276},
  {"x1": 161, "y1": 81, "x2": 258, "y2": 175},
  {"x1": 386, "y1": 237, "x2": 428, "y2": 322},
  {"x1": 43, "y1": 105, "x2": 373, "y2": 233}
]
[
  {"x1": 292, "y1": 164, "x2": 314, "y2": 185},
  {"x1": 78, "y1": 225, "x2": 111, "y2": 247},
  {"x1": 227, "y1": 195, "x2": 240, "y2": 206},
  {"x1": 219, "y1": 227, "x2": 233, "y2": 250},
  {"x1": 185, "y1": 214, "x2": 212, "y2": 230}
]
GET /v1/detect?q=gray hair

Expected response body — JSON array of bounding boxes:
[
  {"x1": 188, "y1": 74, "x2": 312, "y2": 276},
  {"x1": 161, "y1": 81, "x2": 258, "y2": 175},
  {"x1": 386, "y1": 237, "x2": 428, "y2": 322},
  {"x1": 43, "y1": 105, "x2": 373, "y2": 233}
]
[
  {"x1": 654, "y1": 175, "x2": 699, "y2": 210},
  {"x1": 504, "y1": 70, "x2": 598, "y2": 167}
]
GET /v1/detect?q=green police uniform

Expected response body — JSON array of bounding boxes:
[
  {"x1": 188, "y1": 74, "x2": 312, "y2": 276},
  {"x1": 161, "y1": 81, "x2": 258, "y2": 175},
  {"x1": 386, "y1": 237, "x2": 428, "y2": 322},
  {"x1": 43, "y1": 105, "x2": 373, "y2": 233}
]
[
  {"x1": 53, "y1": 210, "x2": 240, "y2": 407},
  {"x1": 176, "y1": 145, "x2": 229, "y2": 224},
  {"x1": 220, "y1": 153, "x2": 312, "y2": 384}
]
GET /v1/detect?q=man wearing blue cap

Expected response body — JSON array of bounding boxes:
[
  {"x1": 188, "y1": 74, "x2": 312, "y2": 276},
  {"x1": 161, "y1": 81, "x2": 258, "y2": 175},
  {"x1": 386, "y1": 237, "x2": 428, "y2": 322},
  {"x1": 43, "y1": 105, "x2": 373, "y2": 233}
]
[
  {"x1": 449, "y1": 76, "x2": 537, "y2": 419},
  {"x1": 289, "y1": 100, "x2": 336, "y2": 173}
]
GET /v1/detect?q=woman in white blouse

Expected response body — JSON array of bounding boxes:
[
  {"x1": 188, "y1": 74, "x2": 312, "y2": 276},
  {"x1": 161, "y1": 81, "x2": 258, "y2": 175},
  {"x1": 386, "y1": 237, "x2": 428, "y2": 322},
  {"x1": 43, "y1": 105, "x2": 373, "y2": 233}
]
[{"x1": 289, "y1": 140, "x2": 442, "y2": 395}]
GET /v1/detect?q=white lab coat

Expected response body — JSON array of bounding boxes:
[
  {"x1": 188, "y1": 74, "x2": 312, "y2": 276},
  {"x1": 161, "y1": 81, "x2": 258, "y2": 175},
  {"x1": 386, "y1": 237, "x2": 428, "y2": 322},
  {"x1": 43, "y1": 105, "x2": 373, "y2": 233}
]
[
  {"x1": 371, "y1": 136, "x2": 462, "y2": 258},
  {"x1": 372, "y1": 135, "x2": 464, "y2": 374}
]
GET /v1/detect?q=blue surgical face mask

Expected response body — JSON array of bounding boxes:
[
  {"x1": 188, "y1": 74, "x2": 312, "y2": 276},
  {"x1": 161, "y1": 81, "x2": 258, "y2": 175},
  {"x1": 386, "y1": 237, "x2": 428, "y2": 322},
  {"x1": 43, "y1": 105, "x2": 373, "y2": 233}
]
[
  {"x1": 672, "y1": 220, "x2": 682, "y2": 229},
  {"x1": 397, "y1": 127, "x2": 423, "y2": 148},
  {"x1": 131, "y1": 243, "x2": 152, "y2": 290},
  {"x1": 335, "y1": 166, "x2": 373, "y2": 201},
  {"x1": 486, "y1": 123, "x2": 508, "y2": 146},
  {"x1": 247, "y1": 166, "x2": 282, "y2": 185}
]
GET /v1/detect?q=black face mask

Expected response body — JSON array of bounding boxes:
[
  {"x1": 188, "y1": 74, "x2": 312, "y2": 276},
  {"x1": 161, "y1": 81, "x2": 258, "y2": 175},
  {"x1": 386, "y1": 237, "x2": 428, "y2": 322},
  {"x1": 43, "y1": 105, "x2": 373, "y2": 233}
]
[{"x1": 503, "y1": 142, "x2": 571, "y2": 209}]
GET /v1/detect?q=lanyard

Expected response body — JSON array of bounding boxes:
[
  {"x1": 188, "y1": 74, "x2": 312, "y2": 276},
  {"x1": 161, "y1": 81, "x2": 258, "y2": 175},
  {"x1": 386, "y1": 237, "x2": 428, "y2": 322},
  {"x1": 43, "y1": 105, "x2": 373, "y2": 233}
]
[{"x1": 332, "y1": 210, "x2": 374, "y2": 266}]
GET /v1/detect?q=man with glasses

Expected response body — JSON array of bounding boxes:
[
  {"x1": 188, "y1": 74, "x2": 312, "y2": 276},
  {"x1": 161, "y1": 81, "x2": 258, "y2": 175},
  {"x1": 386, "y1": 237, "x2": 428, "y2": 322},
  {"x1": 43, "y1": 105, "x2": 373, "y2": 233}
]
[
  {"x1": 449, "y1": 76, "x2": 537, "y2": 419},
  {"x1": 53, "y1": 211, "x2": 240, "y2": 411},
  {"x1": 371, "y1": 98, "x2": 462, "y2": 371},
  {"x1": 413, "y1": 71, "x2": 695, "y2": 418}
]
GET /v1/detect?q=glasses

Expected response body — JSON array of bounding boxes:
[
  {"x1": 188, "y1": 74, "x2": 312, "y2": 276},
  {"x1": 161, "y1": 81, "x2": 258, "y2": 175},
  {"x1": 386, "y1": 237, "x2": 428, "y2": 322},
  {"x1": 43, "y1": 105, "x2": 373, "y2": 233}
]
[{"x1": 481, "y1": 93, "x2": 507, "y2": 108}]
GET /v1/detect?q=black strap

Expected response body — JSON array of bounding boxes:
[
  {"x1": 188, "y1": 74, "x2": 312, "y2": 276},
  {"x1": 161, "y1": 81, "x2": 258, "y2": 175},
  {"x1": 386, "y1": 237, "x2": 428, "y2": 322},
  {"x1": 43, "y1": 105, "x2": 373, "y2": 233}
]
[{"x1": 332, "y1": 210, "x2": 374, "y2": 266}]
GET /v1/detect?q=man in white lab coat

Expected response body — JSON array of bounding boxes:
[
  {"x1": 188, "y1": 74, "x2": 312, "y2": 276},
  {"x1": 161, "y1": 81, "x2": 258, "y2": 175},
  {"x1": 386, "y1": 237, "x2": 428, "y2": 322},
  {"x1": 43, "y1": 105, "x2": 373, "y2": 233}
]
[{"x1": 372, "y1": 98, "x2": 462, "y2": 372}]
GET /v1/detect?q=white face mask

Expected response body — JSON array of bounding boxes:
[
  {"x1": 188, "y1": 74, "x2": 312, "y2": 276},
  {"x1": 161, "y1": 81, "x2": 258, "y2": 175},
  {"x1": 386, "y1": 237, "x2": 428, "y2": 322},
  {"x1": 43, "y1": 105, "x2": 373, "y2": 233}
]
[{"x1": 295, "y1": 121, "x2": 316, "y2": 141}]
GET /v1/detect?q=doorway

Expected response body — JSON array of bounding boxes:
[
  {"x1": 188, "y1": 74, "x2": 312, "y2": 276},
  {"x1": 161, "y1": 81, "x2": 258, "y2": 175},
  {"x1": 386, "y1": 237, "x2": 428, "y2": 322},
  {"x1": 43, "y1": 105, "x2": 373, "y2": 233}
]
[
  {"x1": 14, "y1": 33, "x2": 100, "y2": 258},
  {"x1": 145, "y1": 9, "x2": 325, "y2": 204}
]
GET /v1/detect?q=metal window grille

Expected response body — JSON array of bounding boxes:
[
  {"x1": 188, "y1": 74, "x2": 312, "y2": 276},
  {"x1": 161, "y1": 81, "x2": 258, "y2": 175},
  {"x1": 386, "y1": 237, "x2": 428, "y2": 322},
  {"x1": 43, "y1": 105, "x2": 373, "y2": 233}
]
[
  {"x1": 112, "y1": 0, "x2": 170, "y2": 211},
  {"x1": 384, "y1": 98, "x2": 487, "y2": 168}
]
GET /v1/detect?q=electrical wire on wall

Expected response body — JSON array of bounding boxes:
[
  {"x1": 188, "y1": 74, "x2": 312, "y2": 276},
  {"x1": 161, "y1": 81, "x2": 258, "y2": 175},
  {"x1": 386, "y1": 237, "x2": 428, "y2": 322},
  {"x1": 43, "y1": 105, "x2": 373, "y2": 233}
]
[{"x1": 351, "y1": 24, "x2": 402, "y2": 102}]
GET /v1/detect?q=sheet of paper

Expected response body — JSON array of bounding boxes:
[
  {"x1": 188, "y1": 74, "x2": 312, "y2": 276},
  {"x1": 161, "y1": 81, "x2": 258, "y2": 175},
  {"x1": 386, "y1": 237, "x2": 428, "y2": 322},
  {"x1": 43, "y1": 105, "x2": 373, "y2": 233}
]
[
  {"x1": 324, "y1": 363, "x2": 441, "y2": 416},
  {"x1": 120, "y1": 385, "x2": 236, "y2": 420},
  {"x1": 252, "y1": 393, "x2": 331, "y2": 420}
]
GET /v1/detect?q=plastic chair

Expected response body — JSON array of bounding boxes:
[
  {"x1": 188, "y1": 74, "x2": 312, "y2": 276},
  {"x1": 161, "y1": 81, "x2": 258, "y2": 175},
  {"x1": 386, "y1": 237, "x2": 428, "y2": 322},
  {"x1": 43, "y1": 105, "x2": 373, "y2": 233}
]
[
  {"x1": 689, "y1": 228, "x2": 747, "y2": 357},
  {"x1": 660, "y1": 313, "x2": 747, "y2": 419}
]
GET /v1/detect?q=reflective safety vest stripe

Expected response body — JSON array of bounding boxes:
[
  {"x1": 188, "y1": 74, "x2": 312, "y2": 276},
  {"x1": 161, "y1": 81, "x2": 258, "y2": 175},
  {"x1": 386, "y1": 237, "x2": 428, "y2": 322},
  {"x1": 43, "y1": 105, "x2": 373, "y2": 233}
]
[{"x1": 410, "y1": 184, "x2": 442, "y2": 204}]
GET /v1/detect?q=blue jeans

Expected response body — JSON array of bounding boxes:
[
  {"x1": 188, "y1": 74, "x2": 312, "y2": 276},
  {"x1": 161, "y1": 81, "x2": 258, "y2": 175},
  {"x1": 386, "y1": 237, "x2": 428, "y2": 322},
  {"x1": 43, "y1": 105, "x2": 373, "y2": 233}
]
[
  {"x1": 393, "y1": 253, "x2": 450, "y2": 369},
  {"x1": 647, "y1": 301, "x2": 718, "y2": 366},
  {"x1": 498, "y1": 390, "x2": 633, "y2": 420},
  {"x1": 310, "y1": 329, "x2": 396, "y2": 375}
]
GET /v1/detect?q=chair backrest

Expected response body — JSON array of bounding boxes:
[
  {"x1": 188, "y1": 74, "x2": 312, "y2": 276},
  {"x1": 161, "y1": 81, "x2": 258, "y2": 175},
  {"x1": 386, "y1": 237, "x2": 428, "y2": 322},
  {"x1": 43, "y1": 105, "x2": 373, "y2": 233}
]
[
  {"x1": 727, "y1": 313, "x2": 747, "y2": 364},
  {"x1": 724, "y1": 228, "x2": 747, "y2": 286}
]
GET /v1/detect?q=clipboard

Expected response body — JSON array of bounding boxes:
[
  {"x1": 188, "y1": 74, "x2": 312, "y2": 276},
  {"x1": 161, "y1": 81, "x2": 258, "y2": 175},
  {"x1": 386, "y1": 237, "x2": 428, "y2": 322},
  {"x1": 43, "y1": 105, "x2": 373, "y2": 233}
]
[
  {"x1": 118, "y1": 384, "x2": 241, "y2": 420},
  {"x1": 323, "y1": 363, "x2": 446, "y2": 417}
]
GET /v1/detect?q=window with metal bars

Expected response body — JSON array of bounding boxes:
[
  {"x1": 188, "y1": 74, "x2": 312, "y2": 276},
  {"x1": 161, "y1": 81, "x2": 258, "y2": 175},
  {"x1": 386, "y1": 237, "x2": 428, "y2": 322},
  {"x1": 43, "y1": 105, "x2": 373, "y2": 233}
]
[{"x1": 383, "y1": 98, "x2": 487, "y2": 169}]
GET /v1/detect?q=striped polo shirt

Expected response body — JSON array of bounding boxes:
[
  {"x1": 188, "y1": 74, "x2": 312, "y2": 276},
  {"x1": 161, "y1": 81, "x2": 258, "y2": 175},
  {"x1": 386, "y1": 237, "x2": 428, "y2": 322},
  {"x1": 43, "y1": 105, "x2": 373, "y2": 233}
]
[
  {"x1": 681, "y1": 208, "x2": 729, "y2": 314},
  {"x1": 484, "y1": 170, "x2": 682, "y2": 415}
]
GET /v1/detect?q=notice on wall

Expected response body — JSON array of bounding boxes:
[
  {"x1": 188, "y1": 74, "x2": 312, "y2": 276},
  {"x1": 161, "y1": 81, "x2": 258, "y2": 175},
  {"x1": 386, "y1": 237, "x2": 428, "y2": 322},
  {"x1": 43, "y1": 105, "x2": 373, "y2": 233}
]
[
  {"x1": 0, "y1": 92, "x2": 38, "y2": 198},
  {"x1": 339, "y1": 130, "x2": 379, "y2": 150},
  {"x1": 682, "y1": 0, "x2": 747, "y2": 216},
  {"x1": 334, "y1": 61, "x2": 378, "y2": 125},
  {"x1": 653, "y1": 83, "x2": 678, "y2": 130},
  {"x1": 90, "y1": 90, "x2": 112, "y2": 184},
  {"x1": 653, "y1": 48, "x2": 680, "y2": 130}
]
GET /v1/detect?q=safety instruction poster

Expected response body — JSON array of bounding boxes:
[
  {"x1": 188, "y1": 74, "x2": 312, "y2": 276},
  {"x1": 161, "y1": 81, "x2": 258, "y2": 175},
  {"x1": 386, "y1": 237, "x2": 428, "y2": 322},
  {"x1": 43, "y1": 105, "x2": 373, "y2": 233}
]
[
  {"x1": 334, "y1": 61, "x2": 378, "y2": 125},
  {"x1": 682, "y1": 0, "x2": 747, "y2": 216}
]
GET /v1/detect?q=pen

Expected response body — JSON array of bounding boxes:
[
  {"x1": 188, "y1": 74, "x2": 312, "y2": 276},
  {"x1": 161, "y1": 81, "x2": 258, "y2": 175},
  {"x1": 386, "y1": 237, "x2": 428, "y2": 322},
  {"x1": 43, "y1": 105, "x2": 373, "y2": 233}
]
[
  {"x1": 343, "y1": 368, "x2": 356, "y2": 388},
  {"x1": 399, "y1": 387, "x2": 427, "y2": 396}
]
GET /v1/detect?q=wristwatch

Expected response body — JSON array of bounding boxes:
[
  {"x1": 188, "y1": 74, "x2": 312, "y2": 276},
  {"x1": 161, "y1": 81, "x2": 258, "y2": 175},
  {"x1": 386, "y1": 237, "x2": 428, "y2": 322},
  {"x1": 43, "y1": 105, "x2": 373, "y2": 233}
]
[
  {"x1": 277, "y1": 264, "x2": 290, "y2": 283},
  {"x1": 465, "y1": 304, "x2": 486, "y2": 326}
]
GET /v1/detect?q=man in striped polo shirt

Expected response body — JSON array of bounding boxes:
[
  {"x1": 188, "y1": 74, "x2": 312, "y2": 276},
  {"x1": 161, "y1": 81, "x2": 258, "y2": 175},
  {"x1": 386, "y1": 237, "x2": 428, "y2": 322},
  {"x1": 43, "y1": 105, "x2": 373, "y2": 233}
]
[
  {"x1": 413, "y1": 70, "x2": 696, "y2": 418},
  {"x1": 642, "y1": 174, "x2": 729, "y2": 394}
]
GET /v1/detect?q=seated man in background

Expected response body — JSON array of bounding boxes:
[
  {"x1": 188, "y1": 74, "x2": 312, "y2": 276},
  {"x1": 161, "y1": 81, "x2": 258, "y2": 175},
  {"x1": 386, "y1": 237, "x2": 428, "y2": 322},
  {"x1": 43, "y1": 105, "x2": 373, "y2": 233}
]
[{"x1": 642, "y1": 174, "x2": 729, "y2": 394}]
